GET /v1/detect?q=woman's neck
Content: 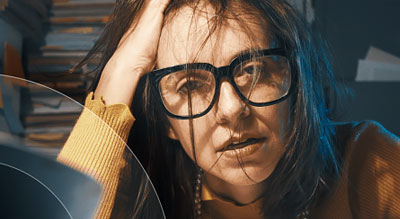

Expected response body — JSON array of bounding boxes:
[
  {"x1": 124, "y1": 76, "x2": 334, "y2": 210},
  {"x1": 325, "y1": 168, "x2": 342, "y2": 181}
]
[{"x1": 204, "y1": 174, "x2": 267, "y2": 205}]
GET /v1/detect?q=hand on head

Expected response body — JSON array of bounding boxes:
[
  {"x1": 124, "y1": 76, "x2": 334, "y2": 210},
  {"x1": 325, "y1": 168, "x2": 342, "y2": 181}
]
[{"x1": 94, "y1": 0, "x2": 171, "y2": 106}]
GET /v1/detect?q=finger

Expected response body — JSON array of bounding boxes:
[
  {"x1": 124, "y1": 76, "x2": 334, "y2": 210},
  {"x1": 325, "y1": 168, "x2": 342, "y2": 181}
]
[
  {"x1": 119, "y1": 0, "x2": 172, "y2": 46},
  {"x1": 146, "y1": 0, "x2": 172, "y2": 12}
]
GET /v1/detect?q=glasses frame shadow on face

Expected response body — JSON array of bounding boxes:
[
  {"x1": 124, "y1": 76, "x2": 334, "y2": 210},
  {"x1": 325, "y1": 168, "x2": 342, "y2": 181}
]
[{"x1": 148, "y1": 48, "x2": 296, "y2": 120}]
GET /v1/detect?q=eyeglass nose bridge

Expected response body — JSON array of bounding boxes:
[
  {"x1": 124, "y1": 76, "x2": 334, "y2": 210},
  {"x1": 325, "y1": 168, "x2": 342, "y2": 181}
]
[
  {"x1": 212, "y1": 64, "x2": 250, "y2": 106},
  {"x1": 214, "y1": 65, "x2": 233, "y2": 80}
]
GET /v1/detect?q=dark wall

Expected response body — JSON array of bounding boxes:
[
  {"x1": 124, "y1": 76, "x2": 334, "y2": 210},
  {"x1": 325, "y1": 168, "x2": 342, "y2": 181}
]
[
  {"x1": 314, "y1": 0, "x2": 400, "y2": 80},
  {"x1": 313, "y1": 0, "x2": 400, "y2": 136}
]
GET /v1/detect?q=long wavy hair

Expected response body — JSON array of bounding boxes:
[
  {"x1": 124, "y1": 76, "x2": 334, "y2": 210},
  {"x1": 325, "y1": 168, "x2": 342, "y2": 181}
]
[{"x1": 74, "y1": 0, "x2": 343, "y2": 218}]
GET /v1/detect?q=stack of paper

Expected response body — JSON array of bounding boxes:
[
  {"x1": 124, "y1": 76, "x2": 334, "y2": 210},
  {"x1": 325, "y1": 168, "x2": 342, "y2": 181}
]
[{"x1": 355, "y1": 46, "x2": 400, "y2": 81}]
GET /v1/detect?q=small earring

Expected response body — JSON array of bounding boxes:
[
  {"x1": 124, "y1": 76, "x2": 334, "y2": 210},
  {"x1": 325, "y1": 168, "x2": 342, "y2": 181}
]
[
  {"x1": 239, "y1": 102, "x2": 246, "y2": 111},
  {"x1": 242, "y1": 104, "x2": 250, "y2": 116}
]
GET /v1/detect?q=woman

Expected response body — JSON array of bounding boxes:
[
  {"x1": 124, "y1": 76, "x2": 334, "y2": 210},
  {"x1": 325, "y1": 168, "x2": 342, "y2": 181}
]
[{"x1": 57, "y1": 0, "x2": 400, "y2": 218}]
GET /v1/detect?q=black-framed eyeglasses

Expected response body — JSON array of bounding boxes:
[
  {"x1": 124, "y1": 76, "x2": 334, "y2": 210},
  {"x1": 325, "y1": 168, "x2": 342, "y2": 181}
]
[{"x1": 149, "y1": 48, "x2": 295, "y2": 119}]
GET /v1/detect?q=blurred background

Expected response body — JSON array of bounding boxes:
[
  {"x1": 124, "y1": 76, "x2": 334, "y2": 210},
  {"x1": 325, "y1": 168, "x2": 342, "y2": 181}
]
[
  {"x1": 0, "y1": 0, "x2": 113, "y2": 157},
  {"x1": 0, "y1": 0, "x2": 399, "y2": 156}
]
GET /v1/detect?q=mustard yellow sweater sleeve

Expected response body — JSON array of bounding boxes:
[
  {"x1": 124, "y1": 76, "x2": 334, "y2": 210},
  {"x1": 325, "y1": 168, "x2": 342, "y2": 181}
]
[{"x1": 57, "y1": 92, "x2": 135, "y2": 219}]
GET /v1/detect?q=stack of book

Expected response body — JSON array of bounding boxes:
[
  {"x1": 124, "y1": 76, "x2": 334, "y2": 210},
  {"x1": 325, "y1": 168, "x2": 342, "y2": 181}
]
[
  {"x1": 23, "y1": 0, "x2": 114, "y2": 157},
  {"x1": 26, "y1": 0, "x2": 115, "y2": 100},
  {"x1": 0, "y1": 0, "x2": 115, "y2": 158},
  {"x1": 21, "y1": 82, "x2": 83, "y2": 156}
]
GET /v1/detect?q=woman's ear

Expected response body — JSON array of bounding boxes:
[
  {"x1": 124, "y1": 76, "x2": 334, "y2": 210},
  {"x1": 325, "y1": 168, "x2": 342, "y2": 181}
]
[{"x1": 167, "y1": 126, "x2": 179, "y2": 140}]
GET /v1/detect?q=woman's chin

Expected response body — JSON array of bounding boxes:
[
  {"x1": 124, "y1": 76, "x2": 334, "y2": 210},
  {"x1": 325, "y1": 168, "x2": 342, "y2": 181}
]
[{"x1": 205, "y1": 166, "x2": 272, "y2": 186}]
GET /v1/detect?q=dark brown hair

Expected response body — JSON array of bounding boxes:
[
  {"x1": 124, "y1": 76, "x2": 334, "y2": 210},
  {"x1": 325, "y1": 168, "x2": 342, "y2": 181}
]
[{"x1": 75, "y1": 0, "x2": 343, "y2": 218}]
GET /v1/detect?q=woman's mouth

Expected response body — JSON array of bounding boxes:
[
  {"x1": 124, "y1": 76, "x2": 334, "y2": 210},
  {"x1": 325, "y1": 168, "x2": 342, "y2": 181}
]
[
  {"x1": 226, "y1": 138, "x2": 263, "y2": 150},
  {"x1": 219, "y1": 138, "x2": 266, "y2": 158}
]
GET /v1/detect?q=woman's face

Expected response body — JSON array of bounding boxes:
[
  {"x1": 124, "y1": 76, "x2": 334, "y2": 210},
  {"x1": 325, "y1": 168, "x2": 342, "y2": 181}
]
[{"x1": 156, "y1": 5, "x2": 289, "y2": 185}]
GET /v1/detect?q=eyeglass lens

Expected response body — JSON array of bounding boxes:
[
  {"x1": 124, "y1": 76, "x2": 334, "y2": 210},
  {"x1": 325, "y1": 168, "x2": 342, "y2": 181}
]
[{"x1": 159, "y1": 55, "x2": 291, "y2": 117}]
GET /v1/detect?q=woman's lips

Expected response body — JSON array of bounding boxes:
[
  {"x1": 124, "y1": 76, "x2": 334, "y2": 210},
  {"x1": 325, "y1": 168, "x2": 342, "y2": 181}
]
[
  {"x1": 225, "y1": 138, "x2": 264, "y2": 150},
  {"x1": 218, "y1": 138, "x2": 266, "y2": 158}
]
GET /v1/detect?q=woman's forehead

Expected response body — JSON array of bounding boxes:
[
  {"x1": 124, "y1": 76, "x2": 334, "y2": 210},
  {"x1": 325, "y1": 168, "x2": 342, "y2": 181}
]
[{"x1": 157, "y1": 4, "x2": 270, "y2": 68}]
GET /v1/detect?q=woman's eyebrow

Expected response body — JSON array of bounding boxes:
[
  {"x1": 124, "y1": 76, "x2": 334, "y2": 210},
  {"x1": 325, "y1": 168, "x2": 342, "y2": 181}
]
[
  {"x1": 228, "y1": 48, "x2": 265, "y2": 62},
  {"x1": 154, "y1": 48, "x2": 268, "y2": 71}
]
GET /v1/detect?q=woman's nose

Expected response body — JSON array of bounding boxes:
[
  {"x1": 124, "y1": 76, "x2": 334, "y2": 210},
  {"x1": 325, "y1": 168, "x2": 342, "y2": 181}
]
[{"x1": 215, "y1": 81, "x2": 250, "y2": 124}]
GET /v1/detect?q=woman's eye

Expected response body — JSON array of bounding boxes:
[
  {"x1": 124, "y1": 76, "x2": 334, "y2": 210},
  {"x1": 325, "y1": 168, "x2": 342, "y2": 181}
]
[
  {"x1": 243, "y1": 65, "x2": 261, "y2": 75},
  {"x1": 235, "y1": 63, "x2": 264, "y2": 83},
  {"x1": 177, "y1": 81, "x2": 208, "y2": 94}
]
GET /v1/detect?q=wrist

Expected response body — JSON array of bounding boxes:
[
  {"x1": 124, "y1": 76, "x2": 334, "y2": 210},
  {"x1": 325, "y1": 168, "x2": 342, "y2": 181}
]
[{"x1": 94, "y1": 69, "x2": 144, "y2": 106}]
